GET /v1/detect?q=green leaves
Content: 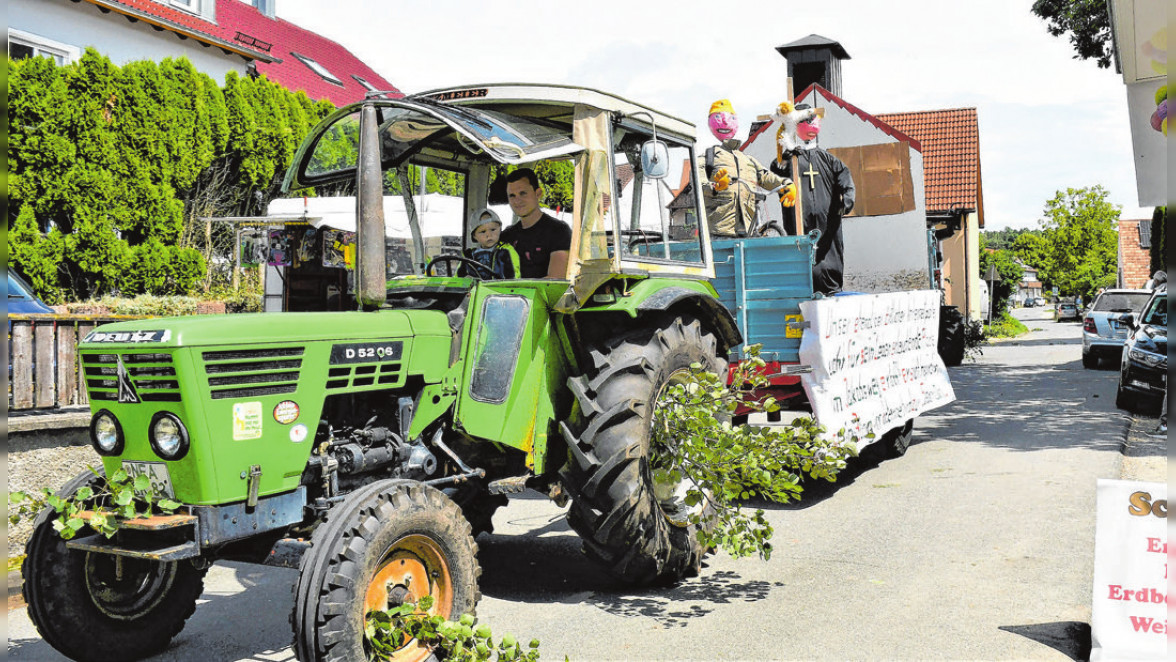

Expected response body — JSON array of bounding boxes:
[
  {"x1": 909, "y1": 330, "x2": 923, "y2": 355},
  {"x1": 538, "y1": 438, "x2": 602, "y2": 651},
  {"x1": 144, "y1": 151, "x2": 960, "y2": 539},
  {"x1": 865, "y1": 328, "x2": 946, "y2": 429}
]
[
  {"x1": 365, "y1": 601, "x2": 540, "y2": 662},
  {"x1": 650, "y1": 345, "x2": 855, "y2": 561},
  {"x1": 8, "y1": 465, "x2": 185, "y2": 541},
  {"x1": 9, "y1": 49, "x2": 331, "y2": 301}
]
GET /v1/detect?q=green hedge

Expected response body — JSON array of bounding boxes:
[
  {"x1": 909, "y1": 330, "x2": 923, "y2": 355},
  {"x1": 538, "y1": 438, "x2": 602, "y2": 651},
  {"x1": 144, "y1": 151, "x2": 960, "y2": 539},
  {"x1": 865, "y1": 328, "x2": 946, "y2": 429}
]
[{"x1": 8, "y1": 49, "x2": 334, "y2": 303}]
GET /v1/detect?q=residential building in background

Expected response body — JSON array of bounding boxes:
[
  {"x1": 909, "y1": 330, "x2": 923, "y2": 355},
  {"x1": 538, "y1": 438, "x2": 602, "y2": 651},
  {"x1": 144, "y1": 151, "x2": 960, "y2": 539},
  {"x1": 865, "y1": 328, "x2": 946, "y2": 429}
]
[
  {"x1": 1117, "y1": 218, "x2": 1153, "y2": 288},
  {"x1": 8, "y1": 0, "x2": 398, "y2": 105},
  {"x1": 876, "y1": 108, "x2": 985, "y2": 322}
]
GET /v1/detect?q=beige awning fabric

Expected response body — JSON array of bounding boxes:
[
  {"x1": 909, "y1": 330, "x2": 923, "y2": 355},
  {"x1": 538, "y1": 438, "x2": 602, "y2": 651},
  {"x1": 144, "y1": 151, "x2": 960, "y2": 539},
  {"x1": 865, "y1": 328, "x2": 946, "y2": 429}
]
[{"x1": 556, "y1": 105, "x2": 615, "y2": 313}]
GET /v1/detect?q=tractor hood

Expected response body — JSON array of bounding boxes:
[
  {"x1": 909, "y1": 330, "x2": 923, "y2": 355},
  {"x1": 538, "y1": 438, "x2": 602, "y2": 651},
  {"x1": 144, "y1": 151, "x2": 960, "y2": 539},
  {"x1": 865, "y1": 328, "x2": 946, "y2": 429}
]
[{"x1": 81, "y1": 310, "x2": 451, "y2": 349}]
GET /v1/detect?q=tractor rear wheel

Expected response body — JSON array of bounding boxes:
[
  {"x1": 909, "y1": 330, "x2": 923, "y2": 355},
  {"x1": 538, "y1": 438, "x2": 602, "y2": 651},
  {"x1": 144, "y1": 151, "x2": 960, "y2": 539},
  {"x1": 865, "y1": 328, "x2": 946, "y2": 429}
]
[
  {"x1": 292, "y1": 480, "x2": 480, "y2": 662},
  {"x1": 23, "y1": 469, "x2": 208, "y2": 662},
  {"x1": 560, "y1": 314, "x2": 724, "y2": 585}
]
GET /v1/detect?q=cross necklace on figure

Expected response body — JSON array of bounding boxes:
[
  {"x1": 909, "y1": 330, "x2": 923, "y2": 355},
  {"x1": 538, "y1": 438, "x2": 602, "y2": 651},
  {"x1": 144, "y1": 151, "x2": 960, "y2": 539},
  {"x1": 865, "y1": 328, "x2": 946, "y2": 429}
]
[{"x1": 802, "y1": 159, "x2": 819, "y2": 190}]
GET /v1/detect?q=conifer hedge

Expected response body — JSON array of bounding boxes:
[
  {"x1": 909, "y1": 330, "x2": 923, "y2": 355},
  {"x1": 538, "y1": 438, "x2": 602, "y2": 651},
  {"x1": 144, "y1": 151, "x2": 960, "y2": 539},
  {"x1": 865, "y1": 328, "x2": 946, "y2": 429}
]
[{"x1": 8, "y1": 48, "x2": 335, "y2": 303}]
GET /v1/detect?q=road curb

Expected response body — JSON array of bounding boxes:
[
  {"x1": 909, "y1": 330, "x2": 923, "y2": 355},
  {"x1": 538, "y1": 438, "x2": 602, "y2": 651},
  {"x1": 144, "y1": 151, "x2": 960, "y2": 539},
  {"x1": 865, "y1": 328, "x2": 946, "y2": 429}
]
[
  {"x1": 8, "y1": 569, "x2": 26, "y2": 611},
  {"x1": 1119, "y1": 409, "x2": 1166, "y2": 483}
]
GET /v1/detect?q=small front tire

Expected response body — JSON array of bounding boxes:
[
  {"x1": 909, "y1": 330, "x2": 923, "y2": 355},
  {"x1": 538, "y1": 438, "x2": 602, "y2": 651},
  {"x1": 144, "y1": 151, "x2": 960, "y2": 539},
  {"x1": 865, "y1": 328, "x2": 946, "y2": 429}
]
[
  {"x1": 292, "y1": 480, "x2": 480, "y2": 662},
  {"x1": 22, "y1": 469, "x2": 208, "y2": 662}
]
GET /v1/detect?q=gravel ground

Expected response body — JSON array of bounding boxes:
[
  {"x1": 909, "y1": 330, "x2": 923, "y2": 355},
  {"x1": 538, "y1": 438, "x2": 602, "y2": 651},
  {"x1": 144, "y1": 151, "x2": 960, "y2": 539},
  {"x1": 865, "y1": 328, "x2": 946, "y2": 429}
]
[{"x1": 7, "y1": 428, "x2": 99, "y2": 557}]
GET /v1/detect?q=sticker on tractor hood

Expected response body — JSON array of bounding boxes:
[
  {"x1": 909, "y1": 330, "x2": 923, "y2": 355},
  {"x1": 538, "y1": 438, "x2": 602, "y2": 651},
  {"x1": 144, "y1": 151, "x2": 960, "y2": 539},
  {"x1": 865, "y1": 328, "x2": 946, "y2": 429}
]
[
  {"x1": 84, "y1": 329, "x2": 171, "y2": 343},
  {"x1": 273, "y1": 400, "x2": 300, "y2": 424},
  {"x1": 232, "y1": 402, "x2": 263, "y2": 440},
  {"x1": 330, "y1": 341, "x2": 404, "y2": 364}
]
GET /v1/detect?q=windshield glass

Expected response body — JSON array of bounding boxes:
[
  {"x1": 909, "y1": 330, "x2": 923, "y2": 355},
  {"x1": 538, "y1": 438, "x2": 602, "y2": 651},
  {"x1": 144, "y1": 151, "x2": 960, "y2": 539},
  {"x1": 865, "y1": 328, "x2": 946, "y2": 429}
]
[
  {"x1": 8, "y1": 271, "x2": 33, "y2": 300},
  {"x1": 1141, "y1": 295, "x2": 1166, "y2": 326},
  {"x1": 1092, "y1": 292, "x2": 1151, "y2": 312}
]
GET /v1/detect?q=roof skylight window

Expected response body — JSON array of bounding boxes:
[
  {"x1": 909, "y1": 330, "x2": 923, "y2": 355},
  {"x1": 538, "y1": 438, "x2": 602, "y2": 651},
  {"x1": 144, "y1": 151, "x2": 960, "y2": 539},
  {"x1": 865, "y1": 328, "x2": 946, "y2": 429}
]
[{"x1": 291, "y1": 52, "x2": 343, "y2": 86}]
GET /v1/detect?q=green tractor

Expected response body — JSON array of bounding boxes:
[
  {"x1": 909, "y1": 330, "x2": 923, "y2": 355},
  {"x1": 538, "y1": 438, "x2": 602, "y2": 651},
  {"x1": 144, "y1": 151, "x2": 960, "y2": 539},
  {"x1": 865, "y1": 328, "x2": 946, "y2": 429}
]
[{"x1": 22, "y1": 84, "x2": 741, "y2": 662}]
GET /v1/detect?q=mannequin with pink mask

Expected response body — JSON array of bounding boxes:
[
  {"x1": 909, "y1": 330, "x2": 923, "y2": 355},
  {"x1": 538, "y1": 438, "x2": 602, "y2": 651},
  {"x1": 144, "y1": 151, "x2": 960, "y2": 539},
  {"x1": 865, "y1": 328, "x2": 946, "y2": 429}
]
[
  {"x1": 768, "y1": 102, "x2": 855, "y2": 295},
  {"x1": 696, "y1": 99, "x2": 793, "y2": 238}
]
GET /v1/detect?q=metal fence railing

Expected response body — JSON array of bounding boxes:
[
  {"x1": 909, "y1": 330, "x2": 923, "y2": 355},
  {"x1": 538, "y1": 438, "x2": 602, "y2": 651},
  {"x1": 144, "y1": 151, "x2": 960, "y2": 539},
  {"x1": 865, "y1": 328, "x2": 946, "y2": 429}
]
[{"x1": 8, "y1": 314, "x2": 149, "y2": 411}]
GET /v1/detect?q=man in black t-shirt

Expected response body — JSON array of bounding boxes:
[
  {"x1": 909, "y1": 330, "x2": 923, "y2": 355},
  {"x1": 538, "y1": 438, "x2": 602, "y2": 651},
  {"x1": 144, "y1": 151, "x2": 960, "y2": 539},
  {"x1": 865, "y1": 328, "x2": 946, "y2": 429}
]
[{"x1": 499, "y1": 168, "x2": 572, "y2": 278}]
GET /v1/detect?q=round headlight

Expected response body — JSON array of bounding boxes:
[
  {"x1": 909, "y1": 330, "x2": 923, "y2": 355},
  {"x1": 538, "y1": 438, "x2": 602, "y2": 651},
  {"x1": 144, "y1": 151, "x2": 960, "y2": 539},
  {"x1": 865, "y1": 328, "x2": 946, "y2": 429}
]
[
  {"x1": 149, "y1": 412, "x2": 189, "y2": 461},
  {"x1": 90, "y1": 410, "x2": 124, "y2": 456}
]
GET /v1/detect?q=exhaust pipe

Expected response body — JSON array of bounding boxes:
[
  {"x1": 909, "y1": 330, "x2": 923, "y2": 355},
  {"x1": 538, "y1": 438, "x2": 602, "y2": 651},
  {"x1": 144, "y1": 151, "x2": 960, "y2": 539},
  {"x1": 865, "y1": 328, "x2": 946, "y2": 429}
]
[{"x1": 356, "y1": 103, "x2": 386, "y2": 310}]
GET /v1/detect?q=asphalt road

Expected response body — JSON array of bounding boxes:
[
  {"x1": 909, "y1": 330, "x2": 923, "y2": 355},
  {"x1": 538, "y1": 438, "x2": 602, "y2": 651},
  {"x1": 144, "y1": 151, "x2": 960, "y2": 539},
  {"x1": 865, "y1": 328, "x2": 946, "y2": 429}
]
[{"x1": 8, "y1": 306, "x2": 1148, "y2": 661}]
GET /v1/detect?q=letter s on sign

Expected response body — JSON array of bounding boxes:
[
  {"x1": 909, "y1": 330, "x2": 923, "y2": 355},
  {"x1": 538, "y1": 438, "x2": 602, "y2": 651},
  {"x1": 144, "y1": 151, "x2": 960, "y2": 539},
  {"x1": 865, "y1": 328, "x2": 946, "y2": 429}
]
[{"x1": 1128, "y1": 491, "x2": 1168, "y2": 518}]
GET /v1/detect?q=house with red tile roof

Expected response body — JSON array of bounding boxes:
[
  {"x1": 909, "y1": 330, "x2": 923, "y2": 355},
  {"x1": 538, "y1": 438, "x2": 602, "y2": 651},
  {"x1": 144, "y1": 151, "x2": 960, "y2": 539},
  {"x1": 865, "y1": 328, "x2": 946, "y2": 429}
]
[
  {"x1": 9, "y1": 0, "x2": 398, "y2": 106},
  {"x1": 744, "y1": 36, "x2": 987, "y2": 321},
  {"x1": 876, "y1": 107, "x2": 985, "y2": 320},
  {"x1": 742, "y1": 83, "x2": 934, "y2": 296},
  {"x1": 1117, "y1": 218, "x2": 1153, "y2": 288}
]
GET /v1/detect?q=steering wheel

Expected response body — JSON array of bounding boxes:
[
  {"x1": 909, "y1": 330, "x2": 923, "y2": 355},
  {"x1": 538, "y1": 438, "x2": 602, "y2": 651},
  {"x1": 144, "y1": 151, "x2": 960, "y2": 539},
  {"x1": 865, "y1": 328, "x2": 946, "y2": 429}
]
[{"x1": 425, "y1": 255, "x2": 497, "y2": 280}]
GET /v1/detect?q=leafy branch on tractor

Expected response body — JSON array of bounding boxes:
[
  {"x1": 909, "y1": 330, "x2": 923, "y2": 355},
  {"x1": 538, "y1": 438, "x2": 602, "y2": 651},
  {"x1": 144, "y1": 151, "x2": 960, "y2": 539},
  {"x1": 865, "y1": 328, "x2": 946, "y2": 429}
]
[
  {"x1": 9, "y1": 466, "x2": 182, "y2": 540},
  {"x1": 651, "y1": 345, "x2": 858, "y2": 561}
]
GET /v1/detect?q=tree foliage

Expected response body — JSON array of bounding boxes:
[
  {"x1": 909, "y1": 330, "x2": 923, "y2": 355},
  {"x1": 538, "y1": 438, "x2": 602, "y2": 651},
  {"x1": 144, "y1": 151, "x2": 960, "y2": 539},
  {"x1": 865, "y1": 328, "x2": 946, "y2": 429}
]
[
  {"x1": 1149, "y1": 206, "x2": 1166, "y2": 274},
  {"x1": 1031, "y1": 0, "x2": 1115, "y2": 69},
  {"x1": 979, "y1": 236, "x2": 1025, "y2": 314},
  {"x1": 653, "y1": 347, "x2": 855, "y2": 560},
  {"x1": 1032, "y1": 186, "x2": 1120, "y2": 301},
  {"x1": 8, "y1": 49, "x2": 334, "y2": 302}
]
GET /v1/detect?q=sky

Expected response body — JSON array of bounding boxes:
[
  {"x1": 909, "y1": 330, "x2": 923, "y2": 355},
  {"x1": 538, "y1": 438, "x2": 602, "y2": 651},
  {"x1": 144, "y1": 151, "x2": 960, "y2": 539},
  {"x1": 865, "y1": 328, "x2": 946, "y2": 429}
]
[{"x1": 276, "y1": 0, "x2": 1154, "y2": 231}]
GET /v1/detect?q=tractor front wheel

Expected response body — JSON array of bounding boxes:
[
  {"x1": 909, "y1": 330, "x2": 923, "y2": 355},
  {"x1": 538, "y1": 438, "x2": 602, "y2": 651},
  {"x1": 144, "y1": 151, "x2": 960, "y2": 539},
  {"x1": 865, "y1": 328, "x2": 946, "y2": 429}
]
[
  {"x1": 22, "y1": 469, "x2": 208, "y2": 662},
  {"x1": 292, "y1": 480, "x2": 480, "y2": 662},
  {"x1": 560, "y1": 314, "x2": 724, "y2": 585}
]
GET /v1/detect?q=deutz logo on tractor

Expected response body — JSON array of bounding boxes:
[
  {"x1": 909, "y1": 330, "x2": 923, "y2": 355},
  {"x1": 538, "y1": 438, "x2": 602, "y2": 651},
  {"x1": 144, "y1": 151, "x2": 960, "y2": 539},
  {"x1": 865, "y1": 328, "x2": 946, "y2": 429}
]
[
  {"x1": 84, "y1": 330, "x2": 171, "y2": 343},
  {"x1": 116, "y1": 356, "x2": 140, "y2": 404}
]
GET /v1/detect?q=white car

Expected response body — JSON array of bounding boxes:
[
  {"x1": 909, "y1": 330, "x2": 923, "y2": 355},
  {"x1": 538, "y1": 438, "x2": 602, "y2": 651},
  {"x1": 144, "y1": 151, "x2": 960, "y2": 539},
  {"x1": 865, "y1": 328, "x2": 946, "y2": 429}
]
[{"x1": 1081, "y1": 289, "x2": 1153, "y2": 368}]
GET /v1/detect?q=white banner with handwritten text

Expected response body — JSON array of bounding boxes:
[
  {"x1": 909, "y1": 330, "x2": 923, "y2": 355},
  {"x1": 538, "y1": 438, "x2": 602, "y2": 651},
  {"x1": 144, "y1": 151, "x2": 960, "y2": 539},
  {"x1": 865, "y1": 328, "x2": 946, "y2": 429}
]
[{"x1": 799, "y1": 290, "x2": 954, "y2": 445}]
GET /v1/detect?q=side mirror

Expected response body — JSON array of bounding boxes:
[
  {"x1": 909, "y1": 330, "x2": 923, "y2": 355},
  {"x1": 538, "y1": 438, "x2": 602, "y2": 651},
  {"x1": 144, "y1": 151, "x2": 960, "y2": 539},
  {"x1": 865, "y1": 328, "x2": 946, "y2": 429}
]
[
  {"x1": 640, "y1": 140, "x2": 669, "y2": 179},
  {"x1": 1121, "y1": 313, "x2": 1136, "y2": 330}
]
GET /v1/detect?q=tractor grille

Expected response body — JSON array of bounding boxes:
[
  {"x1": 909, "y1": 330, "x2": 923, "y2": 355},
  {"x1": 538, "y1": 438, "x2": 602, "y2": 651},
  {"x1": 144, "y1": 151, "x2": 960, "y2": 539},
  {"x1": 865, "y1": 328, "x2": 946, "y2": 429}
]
[
  {"x1": 81, "y1": 353, "x2": 182, "y2": 403},
  {"x1": 203, "y1": 347, "x2": 304, "y2": 400},
  {"x1": 325, "y1": 362, "x2": 403, "y2": 390}
]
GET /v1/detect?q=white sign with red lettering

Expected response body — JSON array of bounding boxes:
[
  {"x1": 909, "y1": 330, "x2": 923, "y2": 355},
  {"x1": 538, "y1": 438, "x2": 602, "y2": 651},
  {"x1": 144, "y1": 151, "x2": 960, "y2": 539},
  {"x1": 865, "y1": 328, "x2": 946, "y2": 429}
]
[
  {"x1": 798, "y1": 290, "x2": 955, "y2": 447},
  {"x1": 1091, "y1": 479, "x2": 1168, "y2": 661}
]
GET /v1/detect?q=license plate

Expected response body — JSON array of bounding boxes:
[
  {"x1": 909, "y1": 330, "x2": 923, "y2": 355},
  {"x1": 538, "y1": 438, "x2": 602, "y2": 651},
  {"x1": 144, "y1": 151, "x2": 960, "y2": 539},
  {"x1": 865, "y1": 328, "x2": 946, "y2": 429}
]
[{"x1": 122, "y1": 461, "x2": 175, "y2": 498}]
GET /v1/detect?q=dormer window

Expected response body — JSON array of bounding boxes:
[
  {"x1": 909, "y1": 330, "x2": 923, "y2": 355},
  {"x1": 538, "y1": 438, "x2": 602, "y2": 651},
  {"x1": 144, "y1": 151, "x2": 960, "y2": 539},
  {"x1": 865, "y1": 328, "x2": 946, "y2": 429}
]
[
  {"x1": 168, "y1": 0, "x2": 200, "y2": 13},
  {"x1": 352, "y1": 75, "x2": 379, "y2": 92},
  {"x1": 292, "y1": 52, "x2": 343, "y2": 86}
]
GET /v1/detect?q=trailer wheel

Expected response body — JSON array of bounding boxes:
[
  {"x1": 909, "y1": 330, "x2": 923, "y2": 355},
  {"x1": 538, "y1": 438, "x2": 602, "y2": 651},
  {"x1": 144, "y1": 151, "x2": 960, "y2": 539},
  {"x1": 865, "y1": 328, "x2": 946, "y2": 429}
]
[
  {"x1": 938, "y1": 306, "x2": 966, "y2": 367},
  {"x1": 880, "y1": 419, "x2": 914, "y2": 459},
  {"x1": 22, "y1": 469, "x2": 208, "y2": 662},
  {"x1": 560, "y1": 314, "x2": 723, "y2": 585},
  {"x1": 292, "y1": 480, "x2": 480, "y2": 662}
]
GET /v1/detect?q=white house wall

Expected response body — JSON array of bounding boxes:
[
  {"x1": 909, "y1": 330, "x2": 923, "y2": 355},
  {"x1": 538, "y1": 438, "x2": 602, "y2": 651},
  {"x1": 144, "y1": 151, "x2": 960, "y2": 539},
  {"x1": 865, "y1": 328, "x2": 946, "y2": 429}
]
[
  {"x1": 742, "y1": 89, "x2": 930, "y2": 294},
  {"x1": 11, "y1": 0, "x2": 246, "y2": 82}
]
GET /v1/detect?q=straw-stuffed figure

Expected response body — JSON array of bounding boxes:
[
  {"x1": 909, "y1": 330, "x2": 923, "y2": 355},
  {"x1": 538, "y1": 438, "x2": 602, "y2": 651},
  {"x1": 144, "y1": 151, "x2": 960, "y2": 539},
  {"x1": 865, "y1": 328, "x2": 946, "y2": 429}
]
[{"x1": 769, "y1": 101, "x2": 856, "y2": 295}]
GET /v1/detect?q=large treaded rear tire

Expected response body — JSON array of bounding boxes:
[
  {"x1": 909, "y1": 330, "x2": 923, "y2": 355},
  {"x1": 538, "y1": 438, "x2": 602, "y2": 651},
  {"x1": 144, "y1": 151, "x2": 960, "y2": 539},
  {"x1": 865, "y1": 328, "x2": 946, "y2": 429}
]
[
  {"x1": 23, "y1": 468, "x2": 208, "y2": 662},
  {"x1": 292, "y1": 480, "x2": 480, "y2": 662},
  {"x1": 559, "y1": 314, "x2": 724, "y2": 586}
]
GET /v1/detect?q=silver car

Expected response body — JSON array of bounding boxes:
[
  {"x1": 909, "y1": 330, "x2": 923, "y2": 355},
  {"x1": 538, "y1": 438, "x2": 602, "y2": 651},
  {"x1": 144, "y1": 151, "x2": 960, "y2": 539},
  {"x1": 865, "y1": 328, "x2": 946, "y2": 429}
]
[{"x1": 1081, "y1": 289, "x2": 1153, "y2": 368}]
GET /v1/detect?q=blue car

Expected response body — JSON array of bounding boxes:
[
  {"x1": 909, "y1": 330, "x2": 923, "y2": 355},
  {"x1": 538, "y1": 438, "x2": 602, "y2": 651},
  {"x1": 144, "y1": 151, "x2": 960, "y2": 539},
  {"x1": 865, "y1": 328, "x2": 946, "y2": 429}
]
[
  {"x1": 8, "y1": 268, "x2": 54, "y2": 314},
  {"x1": 1115, "y1": 291, "x2": 1167, "y2": 411}
]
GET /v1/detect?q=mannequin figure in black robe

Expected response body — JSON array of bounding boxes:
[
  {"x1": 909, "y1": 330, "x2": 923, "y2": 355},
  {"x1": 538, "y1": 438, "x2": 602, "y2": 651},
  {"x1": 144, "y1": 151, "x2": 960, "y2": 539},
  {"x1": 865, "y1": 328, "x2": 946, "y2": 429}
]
[{"x1": 769, "y1": 107, "x2": 855, "y2": 295}]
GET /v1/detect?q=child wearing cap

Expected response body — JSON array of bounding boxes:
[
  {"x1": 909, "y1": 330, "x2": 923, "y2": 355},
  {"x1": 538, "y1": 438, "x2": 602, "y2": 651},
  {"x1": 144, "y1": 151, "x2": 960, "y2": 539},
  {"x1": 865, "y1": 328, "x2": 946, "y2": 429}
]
[{"x1": 464, "y1": 208, "x2": 520, "y2": 279}]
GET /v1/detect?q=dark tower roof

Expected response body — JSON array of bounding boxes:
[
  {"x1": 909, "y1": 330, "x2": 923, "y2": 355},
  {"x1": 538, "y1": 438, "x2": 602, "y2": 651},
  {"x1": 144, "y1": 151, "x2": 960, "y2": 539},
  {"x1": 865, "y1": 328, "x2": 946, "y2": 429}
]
[{"x1": 774, "y1": 34, "x2": 851, "y2": 61}]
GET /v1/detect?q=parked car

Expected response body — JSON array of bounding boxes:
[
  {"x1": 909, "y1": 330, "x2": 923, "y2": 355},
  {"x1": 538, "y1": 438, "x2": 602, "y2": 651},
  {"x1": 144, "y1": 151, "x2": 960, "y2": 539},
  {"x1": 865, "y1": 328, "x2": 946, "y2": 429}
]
[
  {"x1": 1023, "y1": 296, "x2": 1037, "y2": 308},
  {"x1": 1056, "y1": 301, "x2": 1080, "y2": 322},
  {"x1": 1081, "y1": 288, "x2": 1153, "y2": 368},
  {"x1": 1115, "y1": 291, "x2": 1167, "y2": 411},
  {"x1": 8, "y1": 268, "x2": 54, "y2": 314}
]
